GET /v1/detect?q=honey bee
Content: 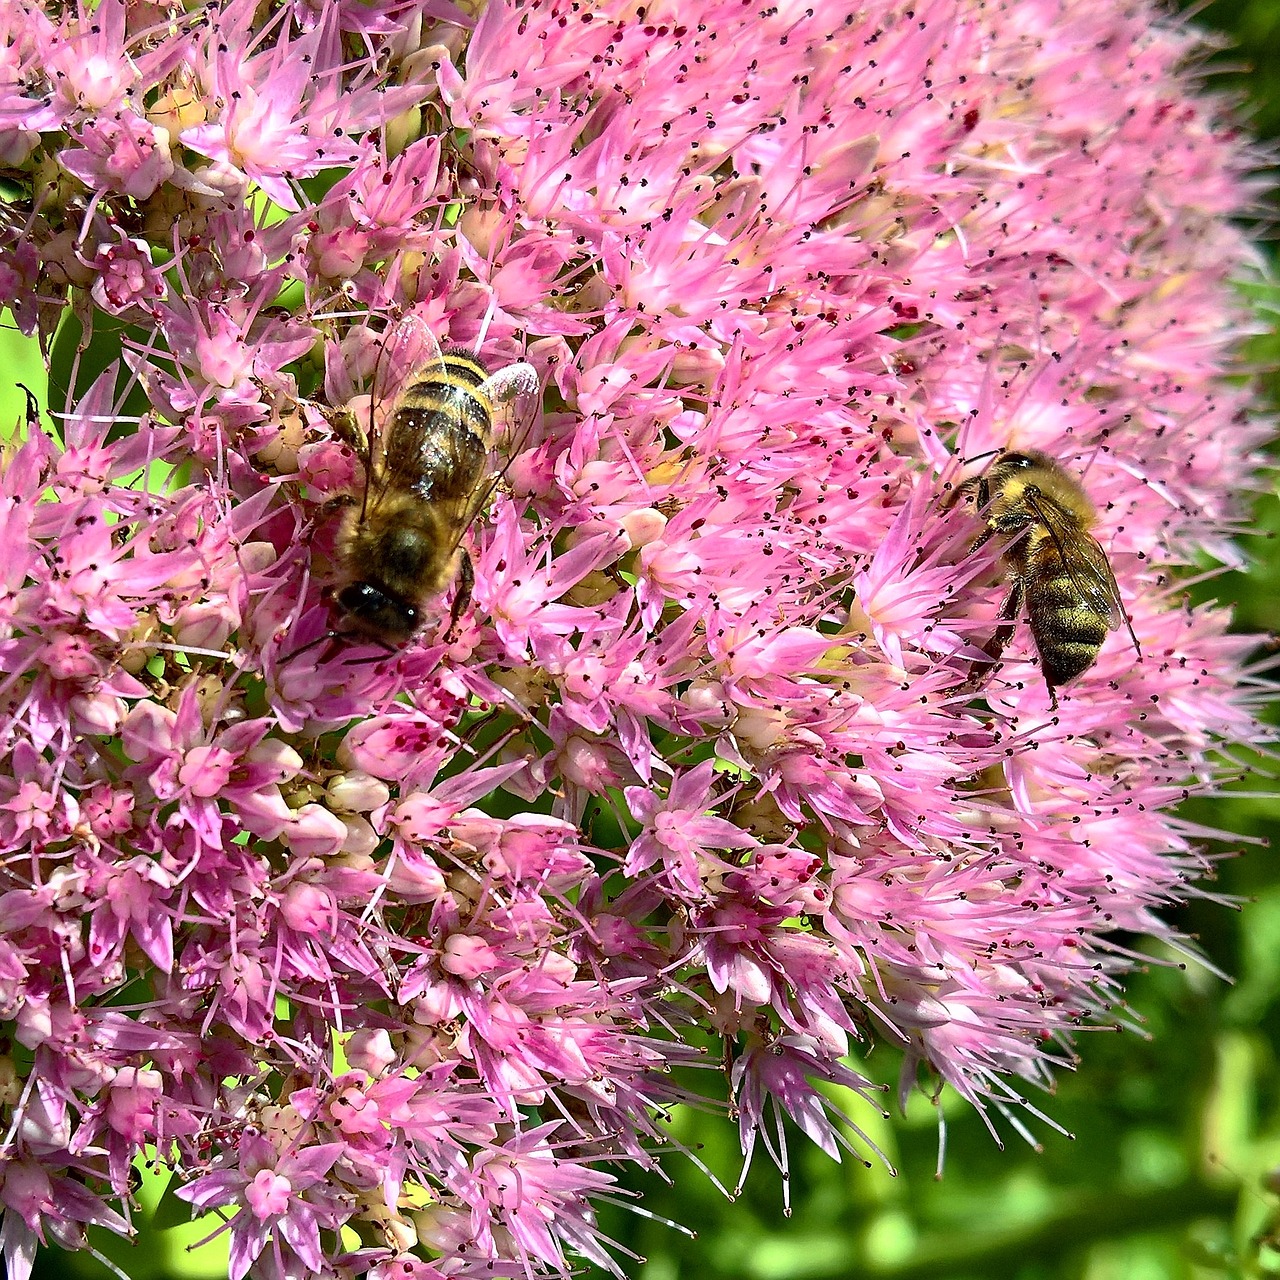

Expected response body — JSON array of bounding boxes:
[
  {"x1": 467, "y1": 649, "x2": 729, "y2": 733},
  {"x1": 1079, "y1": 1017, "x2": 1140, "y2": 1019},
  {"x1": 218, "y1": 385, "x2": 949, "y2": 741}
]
[
  {"x1": 332, "y1": 318, "x2": 539, "y2": 645},
  {"x1": 957, "y1": 450, "x2": 1139, "y2": 701}
]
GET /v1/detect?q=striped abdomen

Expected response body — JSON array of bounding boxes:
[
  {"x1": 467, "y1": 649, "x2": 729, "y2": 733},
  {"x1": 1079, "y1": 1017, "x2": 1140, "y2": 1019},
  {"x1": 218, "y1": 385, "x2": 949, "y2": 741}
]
[
  {"x1": 399, "y1": 351, "x2": 494, "y2": 440},
  {"x1": 383, "y1": 351, "x2": 494, "y2": 505},
  {"x1": 1023, "y1": 542, "x2": 1110, "y2": 689}
]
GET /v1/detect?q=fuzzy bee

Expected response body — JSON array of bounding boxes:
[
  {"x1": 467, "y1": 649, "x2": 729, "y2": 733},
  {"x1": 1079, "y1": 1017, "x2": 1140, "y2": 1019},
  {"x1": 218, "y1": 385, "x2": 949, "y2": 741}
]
[
  {"x1": 332, "y1": 317, "x2": 539, "y2": 645},
  {"x1": 957, "y1": 449, "x2": 1140, "y2": 701}
]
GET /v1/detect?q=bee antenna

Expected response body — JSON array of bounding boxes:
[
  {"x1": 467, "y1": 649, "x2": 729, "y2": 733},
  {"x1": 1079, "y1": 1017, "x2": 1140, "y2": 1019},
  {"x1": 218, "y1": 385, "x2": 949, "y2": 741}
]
[{"x1": 958, "y1": 446, "x2": 1004, "y2": 467}]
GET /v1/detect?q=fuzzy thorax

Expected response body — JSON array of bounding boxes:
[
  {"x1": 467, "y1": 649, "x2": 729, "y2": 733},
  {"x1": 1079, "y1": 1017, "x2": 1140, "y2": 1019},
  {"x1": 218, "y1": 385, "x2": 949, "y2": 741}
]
[
  {"x1": 985, "y1": 452, "x2": 1099, "y2": 534},
  {"x1": 337, "y1": 494, "x2": 461, "y2": 606}
]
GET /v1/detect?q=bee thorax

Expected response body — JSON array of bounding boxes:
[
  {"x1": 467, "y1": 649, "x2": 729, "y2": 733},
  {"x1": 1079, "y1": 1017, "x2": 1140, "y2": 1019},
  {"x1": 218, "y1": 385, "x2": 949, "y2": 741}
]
[{"x1": 350, "y1": 518, "x2": 454, "y2": 602}]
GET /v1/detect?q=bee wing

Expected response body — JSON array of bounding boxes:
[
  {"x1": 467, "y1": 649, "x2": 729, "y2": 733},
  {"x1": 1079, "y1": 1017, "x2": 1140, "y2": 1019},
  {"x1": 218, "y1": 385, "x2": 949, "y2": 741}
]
[
  {"x1": 372, "y1": 313, "x2": 445, "y2": 408},
  {"x1": 450, "y1": 361, "x2": 542, "y2": 540},
  {"x1": 478, "y1": 361, "x2": 541, "y2": 447},
  {"x1": 1025, "y1": 491, "x2": 1126, "y2": 630}
]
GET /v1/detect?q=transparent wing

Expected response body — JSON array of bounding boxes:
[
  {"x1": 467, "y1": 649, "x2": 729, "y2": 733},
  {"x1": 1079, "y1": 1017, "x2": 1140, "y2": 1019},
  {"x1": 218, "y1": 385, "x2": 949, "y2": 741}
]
[
  {"x1": 357, "y1": 314, "x2": 447, "y2": 518},
  {"x1": 480, "y1": 361, "x2": 540, "y2": 404},
  {"x1": 372, "y1": 312, "x2": 444, "y2": 408},
  {"x1": 1025, "y1": 491, "x2": 1125, "y2": 630},
  {"x1": 478, "y1": 361, "x2": 540, "y2": 446},
  {"x1": 323, "y1": 312, "x2": 443, "y2": 418},
  {"x1": 452, "y1": 361, "x2": 543, "y2": 544}
]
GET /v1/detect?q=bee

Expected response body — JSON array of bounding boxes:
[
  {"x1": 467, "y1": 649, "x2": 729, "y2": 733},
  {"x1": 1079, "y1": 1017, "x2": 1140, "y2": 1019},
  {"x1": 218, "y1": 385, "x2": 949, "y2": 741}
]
[
  {"x1": 957, "y1": 450, "x2": 1139, "y2": 701},
  {"x1": 332, "y1": 317, "x2": 539, "y2": 645}
]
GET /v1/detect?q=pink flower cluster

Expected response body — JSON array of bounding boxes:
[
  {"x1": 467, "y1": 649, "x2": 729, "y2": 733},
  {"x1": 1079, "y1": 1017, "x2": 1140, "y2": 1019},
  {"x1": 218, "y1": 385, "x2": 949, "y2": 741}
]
[{"x1": 0, "y1": 0, "x2": 1267, "y2": 1278}]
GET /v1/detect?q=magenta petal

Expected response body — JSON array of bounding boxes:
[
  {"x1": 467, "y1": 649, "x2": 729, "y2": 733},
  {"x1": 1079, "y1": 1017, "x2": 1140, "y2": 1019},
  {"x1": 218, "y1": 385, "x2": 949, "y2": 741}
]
[
  {"x1": 227, "y1": 1218, "x2": 270, "y2": 1280},
  {"x1": 175, "y1": 1170, "x2": 243, "y2": 1209},
  {"x1": 279, "y1": 1142, "x2": 347, "y2": 1187},
  {"x1": 276, "y1": 1202, "x2": 324, "y2": 1271}
]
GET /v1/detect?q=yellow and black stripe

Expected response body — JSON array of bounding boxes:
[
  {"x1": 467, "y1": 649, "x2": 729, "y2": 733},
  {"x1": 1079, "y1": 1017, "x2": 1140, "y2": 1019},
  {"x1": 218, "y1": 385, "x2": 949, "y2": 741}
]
[
  {"x1": 396, "y1": 351, "x2": 495, "y2": 442},
  {"x1": 1024, "y1": 545, "x2": 1110, "y2": 687}
]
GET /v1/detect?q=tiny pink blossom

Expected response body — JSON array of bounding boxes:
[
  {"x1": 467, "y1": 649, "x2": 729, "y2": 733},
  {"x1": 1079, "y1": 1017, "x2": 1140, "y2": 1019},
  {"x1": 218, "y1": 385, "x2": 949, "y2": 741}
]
[
  {"x1": 58, "y1": 110, "x2": 173, "y2": 199},
  {"x1": 246, "y1": 1170, "x2": 293, "y2": 1220},
  {"x1": 88, "y1": 231, "x2": 167, "y2": 316}
]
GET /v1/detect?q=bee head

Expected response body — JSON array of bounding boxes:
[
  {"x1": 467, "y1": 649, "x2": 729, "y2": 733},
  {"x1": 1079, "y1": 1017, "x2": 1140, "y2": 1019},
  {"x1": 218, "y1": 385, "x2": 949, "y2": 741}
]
[
  {"x1": 335, "y1": 581, "x2": 420, "y2": 645},
  {"x1": 995, "y1": 451, "x2": 1039, "y2": 470}
]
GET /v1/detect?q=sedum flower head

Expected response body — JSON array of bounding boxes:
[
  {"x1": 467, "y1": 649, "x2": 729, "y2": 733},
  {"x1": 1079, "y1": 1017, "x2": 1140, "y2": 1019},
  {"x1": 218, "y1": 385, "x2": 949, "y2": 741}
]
[{"x1": 0, "y1": 0, "x2": 1268, "y2": 1278}]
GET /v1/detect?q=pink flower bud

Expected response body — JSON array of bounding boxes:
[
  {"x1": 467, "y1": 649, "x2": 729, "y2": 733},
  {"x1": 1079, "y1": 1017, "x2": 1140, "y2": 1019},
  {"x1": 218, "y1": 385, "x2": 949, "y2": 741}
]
[
  {"x1": 172, "y1": 600, "x2": 236, "y2": 651},
  {"x1": 344, "y1": 1029, "x2": 395, "y2": 1075},
  {"x1": 281, "y1": 805, "x2": 348, "y2": 858},
  {"x1": 619, "y1": 507, "x2": 668, "y2": 548},
  {"x1": 440, "y1": 934, "x2": 499, "y2": 980},
  {"x1": 327, "y1": 772, "x2": 391, "y2": 813},
  {"x1": 385, "y1": 849, "x2": 447, "y2": 902},
  {"x1": 280, "y1": 882, "x2": 333, "y2": 932}
]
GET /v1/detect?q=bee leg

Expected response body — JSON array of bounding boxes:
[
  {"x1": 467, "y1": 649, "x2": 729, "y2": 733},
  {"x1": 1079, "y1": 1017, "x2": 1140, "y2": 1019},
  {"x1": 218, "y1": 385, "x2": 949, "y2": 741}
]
[
  {"x1": 956, "y1": 481, "x2": 997, "y2": 557},
  {"x1": 316, "y1": 491, "x2": 358, "y2": 518},
  {"x1": 943, "y1": 471, "x2": 986, "y2": 513},
  {"x1": 982, "y1": 578, "x2": 1024, "y2": 663},
  {"x1": 278, "y1": 628, "x2": 342, "y2": 666},
  {"x1": 442, "y1": 550, "x2": 475, "y2": 644},
  {"x1": 964, "y1": 578, "x2": 1024, "y2": 691},
  {"x1": 322, "y1": 405, "x2": 370, "y2": 459},
  {"x1": 967, "y1": 524, "x2": 996, "y2": 557},
  {"x1": 307, "y1": 491, "x2": 359, "y2": 538}
]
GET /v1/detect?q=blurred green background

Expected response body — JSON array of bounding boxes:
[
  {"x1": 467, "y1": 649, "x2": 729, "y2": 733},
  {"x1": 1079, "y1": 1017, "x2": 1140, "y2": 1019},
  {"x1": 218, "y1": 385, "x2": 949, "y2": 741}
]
[{"x1": 15, "y1": 1, "x2": 1280, "y2": 1278}]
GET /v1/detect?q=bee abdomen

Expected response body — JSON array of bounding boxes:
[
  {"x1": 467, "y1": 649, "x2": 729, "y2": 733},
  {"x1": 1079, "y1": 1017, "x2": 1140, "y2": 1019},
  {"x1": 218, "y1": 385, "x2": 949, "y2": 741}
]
[
  {"x1": 1027, "y1": 572, "x2": 1109, "y2": 687},
  {"x1": 399, "y1": 354, "x2": 494, "y2": 439}
]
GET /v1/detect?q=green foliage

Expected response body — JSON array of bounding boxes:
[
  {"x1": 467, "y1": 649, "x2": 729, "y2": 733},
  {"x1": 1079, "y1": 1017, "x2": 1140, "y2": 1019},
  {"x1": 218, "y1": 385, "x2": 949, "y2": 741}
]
[{"x1": 1194, "y1": 0, "x2": 1280, "y2": 142}]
